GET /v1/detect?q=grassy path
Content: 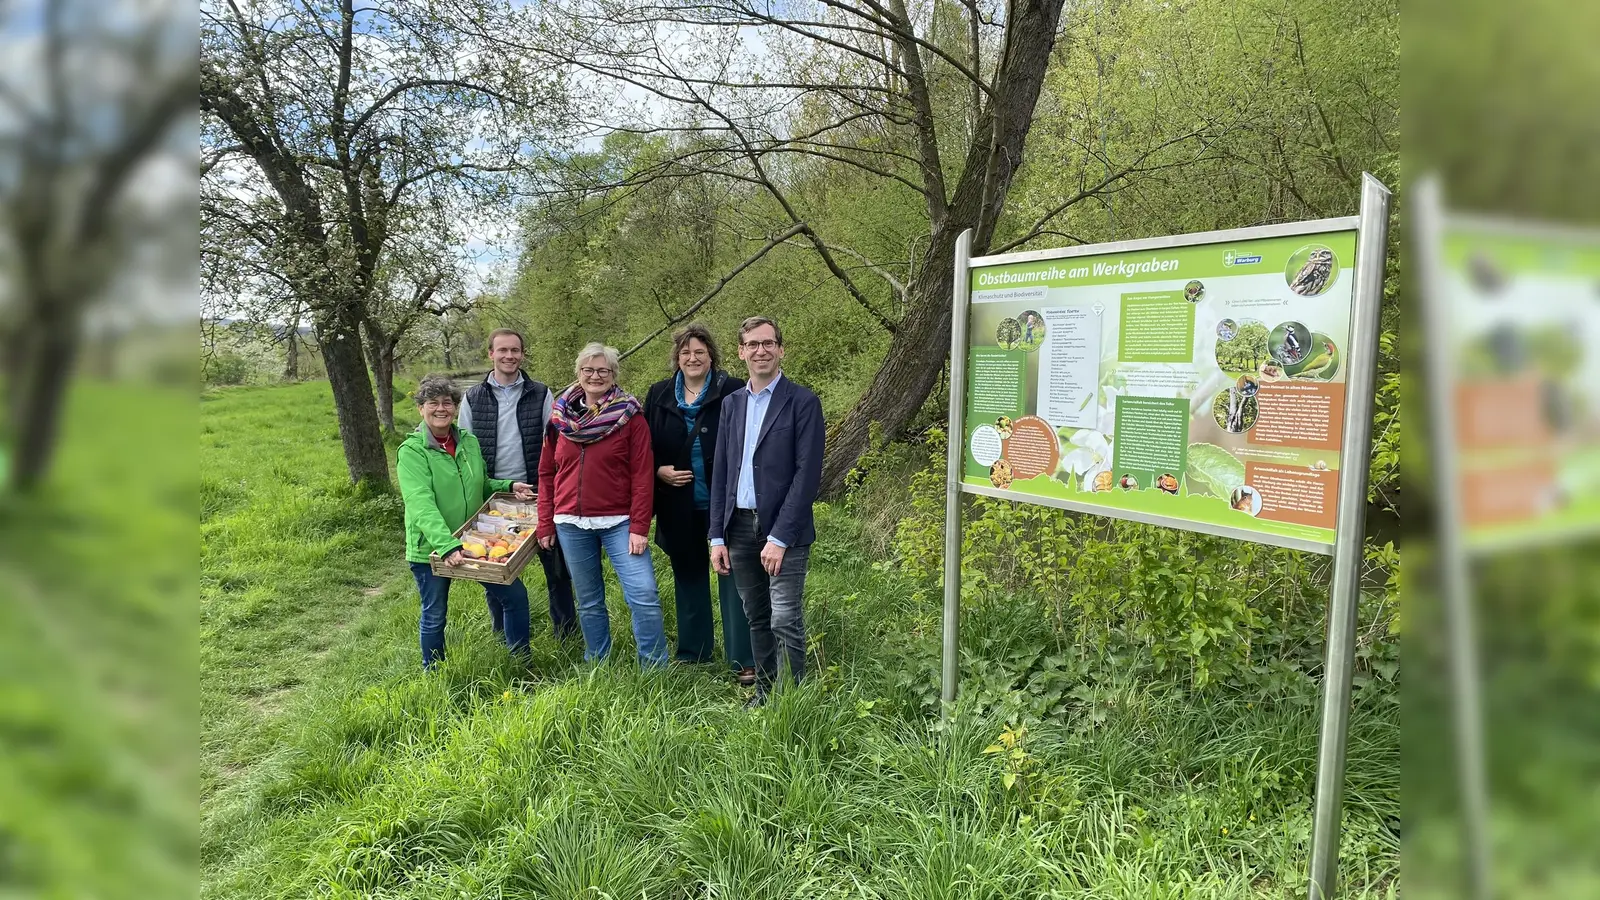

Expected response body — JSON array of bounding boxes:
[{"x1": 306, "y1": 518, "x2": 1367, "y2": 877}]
[
  {"x1": 202, "y1": 383, "x2": 414, "y2": 802},
  {"x1": 201, "y1": 382, "x2": 1397, "y2": 899}
]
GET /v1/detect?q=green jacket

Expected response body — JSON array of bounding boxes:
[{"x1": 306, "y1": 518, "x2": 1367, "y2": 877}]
[{"x1": 398, "y1": 424, "x2": 513, "y2": 564}]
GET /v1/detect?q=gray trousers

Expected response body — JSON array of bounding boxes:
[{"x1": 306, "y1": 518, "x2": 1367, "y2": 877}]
[{"x1": 725, "y1": 509, "x2": 809, "y2": 693}]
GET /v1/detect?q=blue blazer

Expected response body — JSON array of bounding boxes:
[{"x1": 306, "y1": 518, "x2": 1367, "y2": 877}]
[{"x1": 708, "y1": 373, "x2": 826, "y2": 549}]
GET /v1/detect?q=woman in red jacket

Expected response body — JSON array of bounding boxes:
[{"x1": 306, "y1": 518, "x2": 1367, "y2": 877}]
[{"x1": 536, "y1": 343, "x2": 668, "y2": 665}]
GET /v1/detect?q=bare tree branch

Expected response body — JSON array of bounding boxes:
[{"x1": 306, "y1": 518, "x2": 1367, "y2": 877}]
[
  {"x1": 620, "y1": 223, "x2": 807, "y2": 360},
  {"x1": 781, "y1": 236, "x2": 907, "y2": 302},
  {"x1": 990, "y1": 128, "x2": 1212, "y2": 254}
]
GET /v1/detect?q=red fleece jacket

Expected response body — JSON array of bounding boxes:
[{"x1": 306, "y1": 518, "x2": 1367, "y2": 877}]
[{"x1": 536, "y1": 415, "x2": 654, "y2": 539}]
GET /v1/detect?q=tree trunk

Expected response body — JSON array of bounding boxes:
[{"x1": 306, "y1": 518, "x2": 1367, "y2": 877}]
[
  {"x1": 316, "y1": 303, "x2": 391, "y2": 488},
  {"x1": 7, "y1": 310, "x2": 80, "y2": 492},
  {"x1": 819, "y1": 236, "x2": 958, "y2": 497},
  {"x1": 284, "y1": 326, "x2": 300, "y2": 381},
  {"x1": 2, "y1": 326, "x2": 27, "y2": 395},
  {"x1": 372, "y1": 346, "x2": 396, "y2": 434},
  {"x1": 819, "y1": 0, "x2": 1065, "y2": 497},
  {"x1": 362, "y1": 323, "x2": 397, "y2": 434}
]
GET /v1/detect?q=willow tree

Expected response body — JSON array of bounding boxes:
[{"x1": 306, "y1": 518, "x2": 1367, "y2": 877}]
[{"x1": 504, "y1": 0, "x2": 1220, "y2": 494}]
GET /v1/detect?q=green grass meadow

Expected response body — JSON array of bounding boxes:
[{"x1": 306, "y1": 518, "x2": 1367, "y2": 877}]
[
  {"x1": 0, "y1": 381, "x2": 194, "y2": 898},
  {"x1": 197, "y1": 381, "x2": 1398, "y2": 899}
]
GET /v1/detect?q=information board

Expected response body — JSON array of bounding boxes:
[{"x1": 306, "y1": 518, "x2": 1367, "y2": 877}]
[
  {"x1": 959, "y1": 227, "x2": 1362, "y2": 552},
  {"x1": 1433, "y1": 220, "x2": 1600, "y2": 551}
]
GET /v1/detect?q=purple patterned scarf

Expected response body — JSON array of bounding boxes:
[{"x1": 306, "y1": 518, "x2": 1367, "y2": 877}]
[{"x1": 550, "y1": 383, "x2": 641, "y2": 444}]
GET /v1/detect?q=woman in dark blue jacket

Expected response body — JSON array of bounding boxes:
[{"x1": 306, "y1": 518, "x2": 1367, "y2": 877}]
[{"x1": 643, "y1": 323, "x2": 754, "y2": 684}]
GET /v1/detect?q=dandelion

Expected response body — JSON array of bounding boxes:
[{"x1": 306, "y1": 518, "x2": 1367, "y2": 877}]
[{"x1": 501, "y1": 690, "x2": 514, "y2": 701}]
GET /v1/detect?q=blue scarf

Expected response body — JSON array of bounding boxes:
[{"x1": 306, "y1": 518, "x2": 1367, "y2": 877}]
[{"x1": 675, "y1": 371, "x2": 714, "y2": 509}]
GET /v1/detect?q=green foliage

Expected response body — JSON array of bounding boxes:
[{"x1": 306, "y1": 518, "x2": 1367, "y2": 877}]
[
  {"x1": 203, "y1": 322, "x2": 295, "y2": 386},
  {"x1": 1369, "y1": 332, "x2": 1401, "y2": 509},
  {"x1": 983, "y1": 722, "x2": 1078, "y2": 824},
  {"x1": 504, "y1": 142, "x2": 896, "y2": 415},
  {"x1": 882, "y1": 433, "x2": 1396, "y2": 697}
]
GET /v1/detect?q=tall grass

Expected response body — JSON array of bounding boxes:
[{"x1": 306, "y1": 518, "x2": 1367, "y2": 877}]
[
  {"x1": 201, "y1": 381, "x2": 1397, "y2": 899},
  {"x1": 0, "y1": 381, "x2": 194, "y2": 899}
]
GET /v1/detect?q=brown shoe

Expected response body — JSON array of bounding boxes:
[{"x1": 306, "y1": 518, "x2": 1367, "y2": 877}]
[{"x1": 736, "y1": 667, "x2": 757, "y2": 687}]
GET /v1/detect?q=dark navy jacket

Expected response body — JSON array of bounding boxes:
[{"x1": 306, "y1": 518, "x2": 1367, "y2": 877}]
[{"x1": 708, "y1": 373, "x2": 825, "y2": 549}]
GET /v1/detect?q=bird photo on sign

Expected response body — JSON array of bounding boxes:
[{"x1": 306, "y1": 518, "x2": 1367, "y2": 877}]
[
  {"x1": 1287, "y1": 336, "x2": 1341, "y2": 381},
  {"x1": 1285, "y1": 244, "x2": 1339, "y2": 296},
  {"x1": 1269, "y1": 321, "x2": 1313, "y2": 366}
]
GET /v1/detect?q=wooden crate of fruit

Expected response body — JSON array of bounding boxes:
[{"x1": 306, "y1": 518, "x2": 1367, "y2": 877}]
[{"x1": 429, "y1": 492, "x2": 540, "y2": 584}]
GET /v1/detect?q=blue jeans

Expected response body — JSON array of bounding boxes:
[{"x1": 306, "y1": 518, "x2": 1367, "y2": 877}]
[
  {"x1": 555, "y1": 522, "x2": 669, "y2": 666},
  {"x1": 410, "y1": 562, "x2": 529, "y2": 669},
  {"x1": 485, "y1": 544, "x2": 578, "y2": 641}
]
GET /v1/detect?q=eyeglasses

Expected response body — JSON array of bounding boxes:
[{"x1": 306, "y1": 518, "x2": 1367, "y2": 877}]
[
  {"x1": 741, "y1": 339, "x2": 780, "y2": 351},
  {"x1": 579, "y1": 367, "x2": 614, "y2": 377},
  {"x1": 422, "y1": 398, "x2": 457, "y2": 409}
]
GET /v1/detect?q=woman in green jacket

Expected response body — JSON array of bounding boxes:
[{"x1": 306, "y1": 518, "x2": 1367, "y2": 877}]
[{"x1": 399, "y1": 375, "x2": 536, "y2": 669}]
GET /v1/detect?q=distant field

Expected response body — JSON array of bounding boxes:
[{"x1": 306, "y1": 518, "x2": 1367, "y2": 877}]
[{"x1": 198, "y1": 381, "x2": 1398, "y2": 899}]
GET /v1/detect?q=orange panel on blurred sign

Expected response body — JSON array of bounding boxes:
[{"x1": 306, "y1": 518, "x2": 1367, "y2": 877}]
[
  {"x1": 1454, "y1": 378, "x2": 1548, "y2": 450},
  {"x1": 1459, "y1": 460, "x2": 1557, "y2": 527}
]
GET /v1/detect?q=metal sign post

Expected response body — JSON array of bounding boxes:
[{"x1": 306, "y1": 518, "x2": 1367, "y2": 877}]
[
  {"x1": 940, "y1": 174, "x2": 1392, "y2": 897},
  {"x1": 1413, "y1": 176, "x2": 1492, "y2": 900},
  {"x1": 1408, "y1": 179, "x2": 1600, "y2": 900},
  {"x1": 1305, "y1": 173, "x2": 1391, "y2": 899},
  {"x1": 942, "y1": 229, "x2": 973, "y2": 704}
]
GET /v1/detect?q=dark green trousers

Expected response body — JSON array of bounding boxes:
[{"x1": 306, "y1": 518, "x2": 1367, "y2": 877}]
[{"x1": 668, "y1": 509, "x2": 753, "y2": 670}]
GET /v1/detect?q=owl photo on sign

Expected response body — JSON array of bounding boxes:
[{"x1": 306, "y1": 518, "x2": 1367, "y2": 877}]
[{"x1": 1289, "y1": 248, "x2": 1335, "y2": 296}]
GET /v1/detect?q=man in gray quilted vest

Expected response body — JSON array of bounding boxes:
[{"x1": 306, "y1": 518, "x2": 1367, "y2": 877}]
[{"x1": 458, "y1": 328, "x2": 578, "y2": 641}]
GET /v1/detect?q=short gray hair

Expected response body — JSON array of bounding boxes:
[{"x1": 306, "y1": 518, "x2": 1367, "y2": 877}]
[
  {"x1": 413, "y1": 374, "x2": 462, "y2": 407},
  {"x1": 574, "y1": 342, "x2": 620, "y2": 376}
]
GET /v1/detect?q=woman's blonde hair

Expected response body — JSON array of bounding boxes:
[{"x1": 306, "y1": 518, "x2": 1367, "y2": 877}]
[{"x1": 573, "y1": 342, "x2": 621, "y2": 376}]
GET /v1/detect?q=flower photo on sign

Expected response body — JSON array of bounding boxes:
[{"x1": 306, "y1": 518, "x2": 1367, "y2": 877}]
[{"x1": 1058, "y1": 428, "x2": 1112, "y2": 491}]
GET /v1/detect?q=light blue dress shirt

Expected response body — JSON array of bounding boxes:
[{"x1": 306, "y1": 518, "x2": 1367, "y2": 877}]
[{"x1": 716, "y1": 372, "x2": 786, "y2": 548}]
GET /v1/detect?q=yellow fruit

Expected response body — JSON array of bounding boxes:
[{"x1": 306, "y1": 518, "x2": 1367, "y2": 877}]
[
  {"x1": 462, "y1": 540, "x2": 487, "y2": 559},
  {"x1": 488, "y1": 545, "x2": 511, "y2": 561}
]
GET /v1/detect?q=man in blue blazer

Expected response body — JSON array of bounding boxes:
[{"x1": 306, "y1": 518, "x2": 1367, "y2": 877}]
[{"x1": 710, "y1": 316, "x2": 826, "y2": 707}]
